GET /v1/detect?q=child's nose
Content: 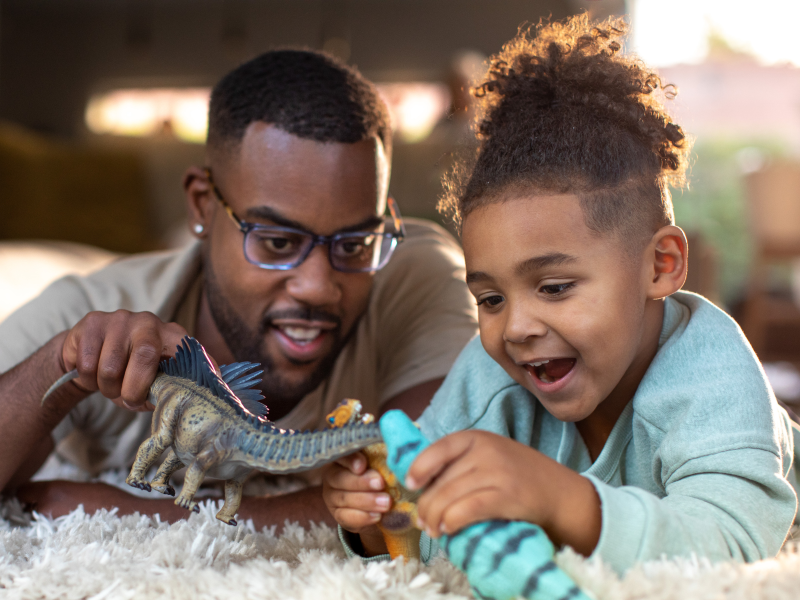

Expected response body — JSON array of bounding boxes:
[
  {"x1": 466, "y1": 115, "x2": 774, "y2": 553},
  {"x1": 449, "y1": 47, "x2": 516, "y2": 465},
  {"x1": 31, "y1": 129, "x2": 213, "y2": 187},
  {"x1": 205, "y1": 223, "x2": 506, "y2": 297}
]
[{"x1": 502, "y1": 303, "x2": 547, "y2": 344}]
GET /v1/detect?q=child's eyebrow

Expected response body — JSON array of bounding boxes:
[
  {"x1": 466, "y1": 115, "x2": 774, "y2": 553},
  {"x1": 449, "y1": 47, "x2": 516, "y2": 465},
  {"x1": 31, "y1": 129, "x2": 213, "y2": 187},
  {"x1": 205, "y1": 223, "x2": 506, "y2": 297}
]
[
  {"x1": 515, "y1": 252, "x2": 578, "y2": 276},
  {"x1": 466, "y1": 252, "x2": 578, "y2": 284}
]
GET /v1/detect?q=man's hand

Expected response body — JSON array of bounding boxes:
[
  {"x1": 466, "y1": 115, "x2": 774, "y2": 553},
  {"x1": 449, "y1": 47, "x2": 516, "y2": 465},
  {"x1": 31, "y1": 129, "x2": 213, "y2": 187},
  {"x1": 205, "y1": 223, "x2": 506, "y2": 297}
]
[
  {"x1": 322, "y1": 452, "x2": 392, "y2": 555},
  {"x1": 60, "y1": 310, "x2": 189, "y2": 410},
  {"x1": 406, "y1": 430, "x2": 603, "y2": 556}
]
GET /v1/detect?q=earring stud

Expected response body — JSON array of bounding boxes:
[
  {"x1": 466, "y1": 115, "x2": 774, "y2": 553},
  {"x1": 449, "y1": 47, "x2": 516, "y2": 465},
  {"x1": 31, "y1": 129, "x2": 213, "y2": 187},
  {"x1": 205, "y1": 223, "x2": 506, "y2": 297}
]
[{"x1": 193, "y1": 223, "x2": 204, "y2": 234}]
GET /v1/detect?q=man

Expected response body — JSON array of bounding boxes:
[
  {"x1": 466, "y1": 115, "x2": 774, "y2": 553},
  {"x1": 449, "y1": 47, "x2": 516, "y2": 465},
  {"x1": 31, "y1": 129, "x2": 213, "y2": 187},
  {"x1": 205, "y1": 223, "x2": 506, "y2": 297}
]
[{"x1": 0, "y1": 50, "x2": 477, "y2": 527}]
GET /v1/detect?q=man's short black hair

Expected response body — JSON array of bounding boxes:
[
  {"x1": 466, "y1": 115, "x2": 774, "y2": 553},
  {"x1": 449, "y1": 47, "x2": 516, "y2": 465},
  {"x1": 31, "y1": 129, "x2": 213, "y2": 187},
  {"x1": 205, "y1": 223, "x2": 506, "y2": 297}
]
[{"x1": 208, "y1": 49, "x2": 392, "y2": 159}]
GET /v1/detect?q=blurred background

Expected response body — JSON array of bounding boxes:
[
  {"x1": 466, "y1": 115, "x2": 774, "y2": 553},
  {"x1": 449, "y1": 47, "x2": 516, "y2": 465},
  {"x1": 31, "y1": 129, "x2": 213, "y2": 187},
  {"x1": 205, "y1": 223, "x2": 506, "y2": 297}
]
[{"x1": 3, "y1": 0, "x2": 800, "y2": 401}]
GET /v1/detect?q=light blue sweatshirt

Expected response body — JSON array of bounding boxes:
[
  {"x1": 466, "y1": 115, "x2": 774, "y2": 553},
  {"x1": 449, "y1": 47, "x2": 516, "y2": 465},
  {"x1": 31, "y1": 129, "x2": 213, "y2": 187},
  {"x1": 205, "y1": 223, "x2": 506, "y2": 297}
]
[{"x1": 413, "y1": 291, "x2": 797, "y2": 573}]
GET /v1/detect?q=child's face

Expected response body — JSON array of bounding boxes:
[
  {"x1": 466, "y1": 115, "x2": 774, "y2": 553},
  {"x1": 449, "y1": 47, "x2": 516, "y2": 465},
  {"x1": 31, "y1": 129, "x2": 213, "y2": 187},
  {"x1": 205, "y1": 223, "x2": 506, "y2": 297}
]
[{"x1": 461, "y1": 193, "x2": 657, "y2": 423}]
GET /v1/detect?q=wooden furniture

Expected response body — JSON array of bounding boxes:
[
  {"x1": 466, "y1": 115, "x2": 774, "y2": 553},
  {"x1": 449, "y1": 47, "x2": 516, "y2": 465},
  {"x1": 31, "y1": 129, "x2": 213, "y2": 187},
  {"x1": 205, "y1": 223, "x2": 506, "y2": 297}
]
[{"x1": 740, "y1": 160, "x2": 800, "y2": 360}]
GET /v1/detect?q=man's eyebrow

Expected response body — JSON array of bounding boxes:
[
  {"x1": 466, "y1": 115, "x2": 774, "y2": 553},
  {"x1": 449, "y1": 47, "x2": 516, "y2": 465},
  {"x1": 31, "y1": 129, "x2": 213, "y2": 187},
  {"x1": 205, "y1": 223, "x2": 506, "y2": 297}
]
[
  {"x1": 244, "y1": 206, "x2": 383, "y2": 234},
  {"x1": 516, "y1": 252, "x2": 578, "y2": 275}
]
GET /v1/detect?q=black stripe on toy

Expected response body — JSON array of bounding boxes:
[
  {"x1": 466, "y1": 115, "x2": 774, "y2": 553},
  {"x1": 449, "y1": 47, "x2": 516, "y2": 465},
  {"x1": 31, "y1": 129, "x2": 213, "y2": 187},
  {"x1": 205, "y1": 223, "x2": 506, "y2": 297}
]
[
  {"x1": 488, "y1": 528, "x2": 541, "y2": 573},
  {"x1": 461, "y1": 521, "x2": 507, "y2": 573},
  {"x1": 392, "y1": 440, "x2": 422, "y2": 465},
  {"x1": 521, "y1": 561, "x2": 557, "y2": 598}
]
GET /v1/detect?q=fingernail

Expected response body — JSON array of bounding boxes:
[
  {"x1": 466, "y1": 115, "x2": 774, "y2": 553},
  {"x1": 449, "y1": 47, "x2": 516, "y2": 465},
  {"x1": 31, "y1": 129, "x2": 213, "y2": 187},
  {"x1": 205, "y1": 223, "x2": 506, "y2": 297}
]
[
  {"x1": 353, "y1": 458, "x2": 364, "y2": 471},
  {"x1": 405, "y1": 476, "x2": 418, "y2": 490},
  {"x1": 369, "y1": 477, "x2": 383, "y2": 490},
  {"x1": 439, "y1": 522, "x2": 448, "y2": 535},
  {"x1": 415, "y1": 516, "x2": 425, "y2": 530},
  {"x1": 368, "y1": 512, "x2": 381, "y2": 522},
  {"x1": 375, "y1": 495, "x2": 390, "y2": 508},
  {"x1": 426, "y1": 527, "x2": 437, "y2": 539}
]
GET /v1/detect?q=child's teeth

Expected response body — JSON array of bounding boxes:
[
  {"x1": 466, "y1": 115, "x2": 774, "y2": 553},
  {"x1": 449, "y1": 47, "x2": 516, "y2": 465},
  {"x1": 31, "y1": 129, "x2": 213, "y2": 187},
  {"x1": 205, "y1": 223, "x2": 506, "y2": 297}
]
[
  {"x1": 281, "y1": 326, "x2": 322, "y2": 342},
  {"x1": 532, "y1": 360, "x2": 550, "y2": 367}
]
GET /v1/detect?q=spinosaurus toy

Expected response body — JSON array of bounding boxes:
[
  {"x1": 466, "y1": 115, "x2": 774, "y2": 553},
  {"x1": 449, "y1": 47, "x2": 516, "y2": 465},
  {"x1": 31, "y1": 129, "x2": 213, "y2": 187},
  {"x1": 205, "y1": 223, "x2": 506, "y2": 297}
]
[{"x1": 43, "y1": 336, "x2": 383, "y2": 526}]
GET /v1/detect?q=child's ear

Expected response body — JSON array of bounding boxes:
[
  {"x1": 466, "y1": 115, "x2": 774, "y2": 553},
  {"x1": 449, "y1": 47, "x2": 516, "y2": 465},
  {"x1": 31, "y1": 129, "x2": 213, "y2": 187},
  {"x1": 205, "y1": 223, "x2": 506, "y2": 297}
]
[{"x1": 646, "y1": 225, "x2": 688, "y2": 299}]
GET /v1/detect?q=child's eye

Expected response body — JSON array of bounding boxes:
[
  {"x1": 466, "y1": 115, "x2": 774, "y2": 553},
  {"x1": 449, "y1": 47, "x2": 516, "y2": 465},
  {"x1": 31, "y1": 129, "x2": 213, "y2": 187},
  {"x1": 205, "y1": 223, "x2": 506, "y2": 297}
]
[
  {"x1": 540, "y1": 282, "x2": 574, "y2": 296},
  {"x1": 476, "y1": 294, "x2": 504, "y2": 308}
]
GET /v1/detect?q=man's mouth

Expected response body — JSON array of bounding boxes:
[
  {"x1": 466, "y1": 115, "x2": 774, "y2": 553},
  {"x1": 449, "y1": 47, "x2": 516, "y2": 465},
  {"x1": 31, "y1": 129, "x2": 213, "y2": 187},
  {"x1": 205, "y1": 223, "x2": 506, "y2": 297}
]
[
  {"x1": 268, "y1": 317, "x2": 340, "y2": 364},
  {"x1": 276, "y1": 325, "x2": 323, "y2": 345},
  {"x1": 526, "y1": 358, "x2": 577, "y2": 383}
]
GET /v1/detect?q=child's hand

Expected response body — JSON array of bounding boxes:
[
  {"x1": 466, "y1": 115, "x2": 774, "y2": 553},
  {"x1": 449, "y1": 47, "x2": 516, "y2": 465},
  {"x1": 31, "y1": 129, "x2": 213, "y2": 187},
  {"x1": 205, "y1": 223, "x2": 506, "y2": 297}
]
[
  {"x1": 406, "y1": 430, "x2": 602, "y2": 555},
  {"x1": 322, "y1": 451, "x2": 392, "y2": 531}
]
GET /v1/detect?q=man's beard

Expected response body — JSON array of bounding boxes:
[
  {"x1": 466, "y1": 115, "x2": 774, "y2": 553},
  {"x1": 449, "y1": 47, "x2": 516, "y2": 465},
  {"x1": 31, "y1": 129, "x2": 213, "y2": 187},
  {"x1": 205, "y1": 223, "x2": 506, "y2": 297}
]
[{"x1": 203, "y1": 261, "x2": 353, "y2": 407}]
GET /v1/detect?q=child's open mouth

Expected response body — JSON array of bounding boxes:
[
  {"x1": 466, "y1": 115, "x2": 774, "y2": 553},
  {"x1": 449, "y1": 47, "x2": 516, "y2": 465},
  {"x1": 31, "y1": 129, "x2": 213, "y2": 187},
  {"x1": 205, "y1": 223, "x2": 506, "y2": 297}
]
[{"x1": 527, "y1": 358, "x2": 577, "y2": 383}]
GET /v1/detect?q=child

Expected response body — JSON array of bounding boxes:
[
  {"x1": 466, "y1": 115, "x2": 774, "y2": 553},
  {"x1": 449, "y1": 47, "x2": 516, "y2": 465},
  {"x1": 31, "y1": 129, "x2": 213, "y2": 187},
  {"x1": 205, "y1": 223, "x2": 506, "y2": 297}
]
[{"x1": 322, "y1": 14, "x2": 798, "y2": 573}]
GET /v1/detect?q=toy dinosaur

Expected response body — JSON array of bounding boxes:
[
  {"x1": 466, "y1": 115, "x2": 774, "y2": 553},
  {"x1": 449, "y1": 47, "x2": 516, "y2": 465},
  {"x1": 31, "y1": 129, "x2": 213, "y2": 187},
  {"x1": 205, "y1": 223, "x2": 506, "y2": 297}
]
[
  {"x1": 326, "y1": 399, "x2": 421, "y2": 560},
  {"x1": 379, "y1": 410, "x2": 591, "y2": 600},
  {"x1": 43, "y1": 336, "x2": 383, "y2": 526}
]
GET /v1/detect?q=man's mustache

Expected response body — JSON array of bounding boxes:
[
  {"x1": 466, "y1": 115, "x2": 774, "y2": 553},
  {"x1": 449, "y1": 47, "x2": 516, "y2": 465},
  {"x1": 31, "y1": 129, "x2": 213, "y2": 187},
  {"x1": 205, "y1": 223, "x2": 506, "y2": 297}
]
[{"x1": 260, "y1": 308, "x2": 342, "y2": 332}]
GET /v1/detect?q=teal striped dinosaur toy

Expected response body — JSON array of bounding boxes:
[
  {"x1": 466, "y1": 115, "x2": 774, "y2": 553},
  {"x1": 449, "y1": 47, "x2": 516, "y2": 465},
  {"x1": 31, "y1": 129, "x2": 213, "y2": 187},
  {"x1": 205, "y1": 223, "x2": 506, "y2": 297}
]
[{"x1": 379, "y1": 410, "x2": 592, "y2": 600}]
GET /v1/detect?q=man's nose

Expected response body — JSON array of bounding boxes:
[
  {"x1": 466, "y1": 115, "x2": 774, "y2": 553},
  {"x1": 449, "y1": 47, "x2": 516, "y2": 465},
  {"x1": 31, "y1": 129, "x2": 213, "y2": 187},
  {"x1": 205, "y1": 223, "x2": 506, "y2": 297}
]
[
  {"x1": 285, "y1": 245, "x2": 342, "y2": 306},
  {"x1": 503, "y1": 301, "x2": 547, "y2": 344}
]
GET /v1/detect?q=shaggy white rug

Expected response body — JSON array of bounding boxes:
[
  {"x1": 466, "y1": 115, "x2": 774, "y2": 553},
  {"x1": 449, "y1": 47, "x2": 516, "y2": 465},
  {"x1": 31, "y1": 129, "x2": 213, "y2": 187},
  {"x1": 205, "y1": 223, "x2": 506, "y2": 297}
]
[{"x1": 2, "y1": 495, "x2": 800, "y2": 600}]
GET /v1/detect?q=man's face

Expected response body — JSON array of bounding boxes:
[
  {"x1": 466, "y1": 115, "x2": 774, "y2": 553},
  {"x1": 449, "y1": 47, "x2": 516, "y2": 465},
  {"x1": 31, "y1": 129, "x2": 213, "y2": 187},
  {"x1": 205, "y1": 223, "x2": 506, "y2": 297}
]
[
  {"x1": 203, "y1": 123, "x2": 387, "y2": 404},
  {"x1": 462, "y1": 193, "x2": 653, "y2": 424}
]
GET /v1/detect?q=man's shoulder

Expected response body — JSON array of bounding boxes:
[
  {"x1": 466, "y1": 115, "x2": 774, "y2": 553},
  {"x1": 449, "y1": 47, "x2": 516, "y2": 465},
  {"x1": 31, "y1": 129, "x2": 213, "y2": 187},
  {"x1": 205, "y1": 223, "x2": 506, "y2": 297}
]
[
  {"x1": 0, "y1": 242, "x2": 201, "y2": 372},
  {"x1": 74, "y1": 242, "x2": 202, "y2": 315}
]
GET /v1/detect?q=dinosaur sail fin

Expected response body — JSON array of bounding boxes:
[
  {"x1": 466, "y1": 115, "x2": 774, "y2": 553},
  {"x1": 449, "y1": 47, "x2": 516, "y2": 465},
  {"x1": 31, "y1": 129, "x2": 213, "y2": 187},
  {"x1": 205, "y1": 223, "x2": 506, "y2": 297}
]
[
  {"x1": 160, "y1": 337, "x2": 269, "y2": 418},
  {"x1": 220, "y1": 362, "x2": 266, "y2": 406}
]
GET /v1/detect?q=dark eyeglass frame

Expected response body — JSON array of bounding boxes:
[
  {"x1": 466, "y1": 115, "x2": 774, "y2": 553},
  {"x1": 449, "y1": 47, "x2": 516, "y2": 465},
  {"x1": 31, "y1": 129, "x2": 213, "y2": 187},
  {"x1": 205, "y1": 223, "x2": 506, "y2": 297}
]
[{"x1": 203, "y1": 168, "x2": 406, "y2": 273}]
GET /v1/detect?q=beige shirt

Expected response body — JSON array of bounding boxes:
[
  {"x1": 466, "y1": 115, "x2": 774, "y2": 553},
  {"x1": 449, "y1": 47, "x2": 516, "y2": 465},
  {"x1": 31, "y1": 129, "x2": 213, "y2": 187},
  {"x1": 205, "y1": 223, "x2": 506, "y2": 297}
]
[{"x1": 0, "y1": 219, "x2": 478, "y2": 474}]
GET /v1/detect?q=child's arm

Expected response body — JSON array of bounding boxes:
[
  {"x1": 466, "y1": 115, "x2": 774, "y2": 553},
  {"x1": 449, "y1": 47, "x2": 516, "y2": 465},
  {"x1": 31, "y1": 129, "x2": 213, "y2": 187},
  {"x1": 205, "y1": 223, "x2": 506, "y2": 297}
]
[
  {"x1": 405, "y1": 429, "x2": 603, "y2": 556},
  {"x1": 321, "y1": 452, "x2": 392, "y2": 556}
]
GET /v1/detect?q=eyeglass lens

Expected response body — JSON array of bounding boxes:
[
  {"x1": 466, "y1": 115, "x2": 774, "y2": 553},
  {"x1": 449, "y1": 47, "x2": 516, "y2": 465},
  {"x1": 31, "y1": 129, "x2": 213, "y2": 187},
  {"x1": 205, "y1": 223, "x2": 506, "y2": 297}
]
[{"x1": 243, "y1": 227, "x2": 398, "y2": 272}]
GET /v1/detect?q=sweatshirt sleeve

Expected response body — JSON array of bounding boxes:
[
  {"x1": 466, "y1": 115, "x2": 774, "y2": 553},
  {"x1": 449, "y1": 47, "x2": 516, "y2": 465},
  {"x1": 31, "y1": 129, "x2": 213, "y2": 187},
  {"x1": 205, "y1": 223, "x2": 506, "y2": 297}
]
[{"x1": 587, "y1": 445, "x2": 797, "y2": 573}]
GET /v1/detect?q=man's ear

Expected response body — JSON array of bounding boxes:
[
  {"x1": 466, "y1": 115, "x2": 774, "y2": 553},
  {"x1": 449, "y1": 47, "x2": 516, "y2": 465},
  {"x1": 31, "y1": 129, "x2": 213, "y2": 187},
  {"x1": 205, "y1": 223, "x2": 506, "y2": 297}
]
[
  {"x1": 646, "y1": 225, "x2": 688, "y2": 299},
  {"x1": 184, "y1": 166, "x2": 214, "y2": 239}
]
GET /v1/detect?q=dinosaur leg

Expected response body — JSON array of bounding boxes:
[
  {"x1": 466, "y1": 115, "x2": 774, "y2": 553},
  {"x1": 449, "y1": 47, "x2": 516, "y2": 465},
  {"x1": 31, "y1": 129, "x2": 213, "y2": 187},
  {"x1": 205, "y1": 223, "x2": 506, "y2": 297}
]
[
  {"x1": 215, "y1": 471, "x2": 249, "y2": 526},
  {"x1": 174, "y1": 446, "x2": 219, "y2": 513},
  {"x1": 150, "y1": 449, "x2": 185, "y2": 496},
  {"x1": 127, "y1": 400, "x2": 180, "y2": 491},
  {"x1": 127, "y1": 430, "x2": 174, "y2": 492}
]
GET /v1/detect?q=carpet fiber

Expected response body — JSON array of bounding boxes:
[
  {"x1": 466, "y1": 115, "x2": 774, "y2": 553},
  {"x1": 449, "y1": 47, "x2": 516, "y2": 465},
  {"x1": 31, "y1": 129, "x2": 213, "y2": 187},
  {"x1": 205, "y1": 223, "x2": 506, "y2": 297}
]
[{"x1": 2, "y1": 497, "x2": 800, "y2": 600}]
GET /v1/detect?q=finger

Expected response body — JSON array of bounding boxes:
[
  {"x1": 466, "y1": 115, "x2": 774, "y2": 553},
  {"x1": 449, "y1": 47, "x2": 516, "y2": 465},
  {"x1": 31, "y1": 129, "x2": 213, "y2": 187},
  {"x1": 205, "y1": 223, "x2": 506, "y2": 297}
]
[
  {"x1": 326, "y1": 464, "x2": 385, "y2": 492},
  {"x1": 327, "y1": 488, "x2": 392, "y2": 513},
  {"x1": 119, "y1": 330, "x2": 162, "y2": 408},
  {"x1": 119, "y1": 315, "x2": 187, "y2": 407},
  {"x1": 95, "y1": 320, "x2": 133, "y2": 401},
  {"x1": 334, "y1": 508, "x2": 382, "y2": 532},
  {"x1": 417, "y1": 470, "x2": 495, "y2": 537},
  {"x1": 334, "y1": 452, "x2": 368, "y2": 475},
  {"x1": 161, "y1": 321, "x2": 191, "y2": 358},
  {"x1": 438, "y1": 490, "x2": 503, "y2": 536},
  {"x1": 406, "y1": 431, "x2": 474, "y2": 490},
  {"x1": 65, "y1": 319, "x2": 106, "y2": 392}
]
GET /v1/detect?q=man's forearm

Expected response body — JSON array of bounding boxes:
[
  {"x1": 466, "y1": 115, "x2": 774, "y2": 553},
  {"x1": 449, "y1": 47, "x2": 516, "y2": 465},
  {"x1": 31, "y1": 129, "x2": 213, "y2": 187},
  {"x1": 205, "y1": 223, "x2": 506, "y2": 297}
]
[
  {"x1": 0, "y1": 332, "x2": 86, "y2": 491},
  {"x1": 16, "y1": 480, "x2": 336, "y2": 530},
  {"x1": 239, "y1": 486, "x2": 336, "y2": 529}
]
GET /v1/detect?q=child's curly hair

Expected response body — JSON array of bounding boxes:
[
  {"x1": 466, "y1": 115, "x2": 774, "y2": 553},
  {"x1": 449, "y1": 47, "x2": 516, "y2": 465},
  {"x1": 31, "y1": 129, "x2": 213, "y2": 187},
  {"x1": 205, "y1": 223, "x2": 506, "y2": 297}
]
[{"x1": 438, "y1": 14, "x2": 692, "y2": 247}]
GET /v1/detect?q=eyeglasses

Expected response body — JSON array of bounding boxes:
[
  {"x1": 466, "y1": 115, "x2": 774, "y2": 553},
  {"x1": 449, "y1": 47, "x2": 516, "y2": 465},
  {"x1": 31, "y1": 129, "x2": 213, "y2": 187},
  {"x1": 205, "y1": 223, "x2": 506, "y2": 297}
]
[{"x1": 204, "y1": 168, "x2": 405, "y2": 273}]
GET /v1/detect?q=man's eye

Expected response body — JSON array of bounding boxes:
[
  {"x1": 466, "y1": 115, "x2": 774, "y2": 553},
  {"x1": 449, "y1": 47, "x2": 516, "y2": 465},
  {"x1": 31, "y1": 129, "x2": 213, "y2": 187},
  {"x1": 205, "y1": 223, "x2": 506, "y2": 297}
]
[
  {"x1": 540, "y1": 283, "x2": 574, "y2": 295},
  {"x1": 477, "y1": 295, "x2": 504, "y2": 307},
  {"x1": 335, "y1": 235, "x2": 375, "y2": 257},
  {"x1": 263, "y1": 236, "x2": 297, "y2": 254}
]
